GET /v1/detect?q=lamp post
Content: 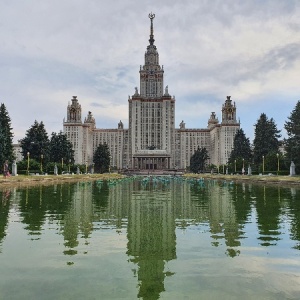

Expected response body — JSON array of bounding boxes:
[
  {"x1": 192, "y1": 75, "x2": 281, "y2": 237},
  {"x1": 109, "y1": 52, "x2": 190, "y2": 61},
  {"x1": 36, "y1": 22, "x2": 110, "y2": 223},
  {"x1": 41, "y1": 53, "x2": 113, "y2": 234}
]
[
  {"x1": 27, "y1": 152, "x2": 30, "y2": 175},
  {"x1": 85, "y1": 161, "x2": 88, "y2": 174},
  {"x1": 262, "y1": 155, "x2": 265, "y2": 174},
  {"x1": 40, "y1": 154, "x2": 43, "y2": 173},
  {"x1": 68, "y1": 159, "x2": 71, "y2": 173},
  {"x1": 61, "y1": 158, "x2": 64, "y2": 171},
  {"x1": 277, "y1": 153, "x2": 279, "y2": 175},
  {"x1": 234, "y1": 159, "x2": 236, "y2": 173}
]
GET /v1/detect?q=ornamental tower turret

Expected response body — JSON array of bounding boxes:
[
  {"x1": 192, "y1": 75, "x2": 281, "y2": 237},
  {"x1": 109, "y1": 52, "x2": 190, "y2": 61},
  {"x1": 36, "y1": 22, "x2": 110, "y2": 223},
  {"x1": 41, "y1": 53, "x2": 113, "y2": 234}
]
[
  {"x1": 66, "y1": 96, "x2": 82, "y2": 123},
  {"x1": 222, "y1": 96, "x2": 237, "y2": 124},
  {"x1": 63, "y1": 96, "x2": 84, "y2": 164},
  {"x1": 219, "y1": 95, "x2": 240, "y2": 165}
]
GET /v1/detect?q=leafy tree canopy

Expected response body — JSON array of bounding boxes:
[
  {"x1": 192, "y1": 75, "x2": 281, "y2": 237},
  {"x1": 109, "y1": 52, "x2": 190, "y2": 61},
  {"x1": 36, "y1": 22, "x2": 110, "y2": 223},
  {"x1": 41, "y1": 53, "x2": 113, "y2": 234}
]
[
  {"x1": 93, "y1": 143, "x2": 110, "y2": 173},
  {"x1": 0, "y1": 103, "x2": 15, "y2": 165},
  {"x1": 190, "y1": 147, "x2": 209, "y2": 173},
  {"x1": 253, "y1": 113, "x2": 281, "y2": 165},
  {"x1": 20, "y1": 120, "x2": 50, "y2": 161},
  {"x1": 49, "y1": 131, "x2": 74, "y2": 164}
]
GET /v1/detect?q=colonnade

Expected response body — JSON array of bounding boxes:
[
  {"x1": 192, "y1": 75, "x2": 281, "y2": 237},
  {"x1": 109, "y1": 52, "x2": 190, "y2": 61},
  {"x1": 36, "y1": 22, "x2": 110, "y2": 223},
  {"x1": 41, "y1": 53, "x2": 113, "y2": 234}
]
[{"x1": 133, "y1": 157, "x2": 170, "y2": 170}]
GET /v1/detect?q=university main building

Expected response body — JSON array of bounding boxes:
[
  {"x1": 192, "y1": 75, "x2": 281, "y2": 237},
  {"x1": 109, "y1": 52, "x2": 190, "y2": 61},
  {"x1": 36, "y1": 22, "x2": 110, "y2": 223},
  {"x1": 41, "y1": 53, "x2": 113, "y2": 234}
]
[{"x1": 63, "y1": 13, "x2": 240, "y2": 170}]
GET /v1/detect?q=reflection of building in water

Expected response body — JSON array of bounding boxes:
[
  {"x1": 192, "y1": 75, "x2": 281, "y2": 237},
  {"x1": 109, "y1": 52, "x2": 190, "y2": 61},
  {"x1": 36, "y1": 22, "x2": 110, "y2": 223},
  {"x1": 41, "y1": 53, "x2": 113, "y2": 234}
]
[
  {"x1": 126, "y1": 181, "x2": 176, "y2": 299},
  {"x1": 172, "y1": 180, "x2": 240, "y2": 256},
  {"x1": 209, "y1": 184, "x2": 239, "y2": 248}
]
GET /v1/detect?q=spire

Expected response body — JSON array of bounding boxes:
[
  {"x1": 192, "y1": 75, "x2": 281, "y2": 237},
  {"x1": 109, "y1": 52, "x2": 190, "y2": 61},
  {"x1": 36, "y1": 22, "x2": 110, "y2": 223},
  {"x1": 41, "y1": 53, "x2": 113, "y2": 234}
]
[{"x1": 148, "y1": 12, "x2": 155, "y2": 45}]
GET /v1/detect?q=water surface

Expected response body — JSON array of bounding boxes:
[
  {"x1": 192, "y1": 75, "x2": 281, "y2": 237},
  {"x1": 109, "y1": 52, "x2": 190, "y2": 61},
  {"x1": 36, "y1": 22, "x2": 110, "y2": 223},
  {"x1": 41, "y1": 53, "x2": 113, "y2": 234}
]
[{"x1": 0, "y1": 177, "x2": 300, "y2": 299}]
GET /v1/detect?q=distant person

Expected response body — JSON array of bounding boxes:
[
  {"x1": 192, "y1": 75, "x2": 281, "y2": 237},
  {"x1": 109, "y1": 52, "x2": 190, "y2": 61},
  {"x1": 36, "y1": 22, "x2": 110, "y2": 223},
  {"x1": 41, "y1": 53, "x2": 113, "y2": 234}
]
[{"x1": 3, "y1": 160, "x2": 10, "y2": 178}]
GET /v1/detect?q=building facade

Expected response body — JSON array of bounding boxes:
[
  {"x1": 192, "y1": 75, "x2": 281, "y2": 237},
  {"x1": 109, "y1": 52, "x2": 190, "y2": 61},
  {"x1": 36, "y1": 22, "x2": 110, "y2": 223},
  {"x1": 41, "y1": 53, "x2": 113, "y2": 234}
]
[{"x1": 63, "y1": 13, "x2": 240, "y2": 170}]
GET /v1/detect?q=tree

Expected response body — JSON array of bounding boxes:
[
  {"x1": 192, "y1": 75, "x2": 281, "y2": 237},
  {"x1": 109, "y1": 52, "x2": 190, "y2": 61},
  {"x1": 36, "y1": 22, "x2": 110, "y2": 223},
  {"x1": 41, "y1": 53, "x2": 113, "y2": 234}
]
[
  {"x1": 190, "y1": 147, "x2": 209, "y2": 173},
  {"x1": 93, "y1": 143, "x2": 110, "y2": 173},
  {"x1": 264, "y1": 151, "x2": 285, "y2": 173},
  {"x1": 20, "y1": 120, "x2": 50, "y2": 162},
  {"x1": 0, "y1": 103, "x2": 15, "y2": 166},
  {"x1": 253, "y1": 113, "x2": 281, "y2": 165},
  {"x1": 284, "y1": 100, "x2": 300, "y2": 173},
  {"x1": 49, "y1": 131, "x2": 74, "y2": 164},
  {"x1": 228, "y1": 129, "x2": 252, "y2": 172}
]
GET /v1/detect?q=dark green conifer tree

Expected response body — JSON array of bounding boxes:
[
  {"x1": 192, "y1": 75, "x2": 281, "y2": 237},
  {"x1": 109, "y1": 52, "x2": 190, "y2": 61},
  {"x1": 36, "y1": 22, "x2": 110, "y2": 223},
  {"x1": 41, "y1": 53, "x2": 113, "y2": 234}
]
[
  {"x1": 0, "y1": 103, "x2": 15, "y2": 166},
  {"x1": 284, "y1": 100, "x2": 300, "y2": 173},
  {"x1": 253, "y1": 113, "x2": 281, "y2": 165},
  {"x1": 228, "y1": 128, "x2": 252, "y2": 171},
  {"x1": 20, "y1": 120, "x2": 50, "y2": 162}
]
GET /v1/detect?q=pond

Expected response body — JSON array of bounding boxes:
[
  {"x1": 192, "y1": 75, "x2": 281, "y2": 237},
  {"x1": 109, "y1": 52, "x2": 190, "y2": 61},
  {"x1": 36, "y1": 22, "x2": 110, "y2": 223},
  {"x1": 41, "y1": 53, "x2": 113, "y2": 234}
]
[{"x1": 0, "y1": 176, "x2": 300, "y2": 299}]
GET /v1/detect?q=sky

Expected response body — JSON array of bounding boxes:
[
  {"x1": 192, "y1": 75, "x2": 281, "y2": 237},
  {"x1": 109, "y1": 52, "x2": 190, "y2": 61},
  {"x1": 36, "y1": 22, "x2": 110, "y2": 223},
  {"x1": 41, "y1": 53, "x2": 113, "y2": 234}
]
[{"x1": 1, "y1": 0, "x2": 300, "y2": 143}]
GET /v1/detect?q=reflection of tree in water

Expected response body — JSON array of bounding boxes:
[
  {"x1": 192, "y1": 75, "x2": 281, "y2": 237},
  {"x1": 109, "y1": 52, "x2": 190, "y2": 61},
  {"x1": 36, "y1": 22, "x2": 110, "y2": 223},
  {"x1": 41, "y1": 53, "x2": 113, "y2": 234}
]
[
  {"x1": 287, "y1": 188, "x2": 300, "y2": 250},
  {"x1": 190, "y1": 182, "x2": 210, "y2": 210},
  {"x1": 230, "y1": 183, "x2": 253, "y2": 227},
  {"x1": 18, "y1": 186, "x2": 48, "y2": 239},
  {"x1": 93, "y1": 181, "x2": 109, "y2": 212},
  {"x1": 227, "y1": 183, "x2": 254, "y2": 257},
  {"x1": 127, "y1": 181, "x2": 176, "y2": 300},
  {"x1": 254, "y1": 186, "x2": 281, "y2": 246},
  {"x1": 18, "y1": 184, "x2": 73, "y2": 240},
  {"x1": 0, "y1": 189, "x2": 11, "y2": 252},
  {"x1": 190, "y1": 181, "x2": 241, "y2": 257},
  {"x1": 62, "y1": 182, "x2": 94, "y2": 256}
]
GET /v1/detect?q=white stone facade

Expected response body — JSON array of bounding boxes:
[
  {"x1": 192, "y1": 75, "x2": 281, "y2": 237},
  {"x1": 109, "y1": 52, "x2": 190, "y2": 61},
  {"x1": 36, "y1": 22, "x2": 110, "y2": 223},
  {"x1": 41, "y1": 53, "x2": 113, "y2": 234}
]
[{"x1": 63, "y1": 14, "x2": 240, "y2": 170}]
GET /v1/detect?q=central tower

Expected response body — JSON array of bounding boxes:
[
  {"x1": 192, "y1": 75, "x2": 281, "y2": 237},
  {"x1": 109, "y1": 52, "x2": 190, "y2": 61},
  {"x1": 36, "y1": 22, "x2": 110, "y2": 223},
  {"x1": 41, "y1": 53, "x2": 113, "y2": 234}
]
[
  {"x1": 139, "y1": 13, "x2": 164, "y2": 97},
  {"x1": 128, "y1": 13, "x2": 176, "y2": 170}
]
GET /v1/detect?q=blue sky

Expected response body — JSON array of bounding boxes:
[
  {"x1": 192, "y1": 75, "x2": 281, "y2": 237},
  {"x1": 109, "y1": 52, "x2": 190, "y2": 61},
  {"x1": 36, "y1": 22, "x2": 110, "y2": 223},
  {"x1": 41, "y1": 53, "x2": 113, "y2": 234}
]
[{"x1": 0, "y1": 0, "x2": 299, "y2": 143}]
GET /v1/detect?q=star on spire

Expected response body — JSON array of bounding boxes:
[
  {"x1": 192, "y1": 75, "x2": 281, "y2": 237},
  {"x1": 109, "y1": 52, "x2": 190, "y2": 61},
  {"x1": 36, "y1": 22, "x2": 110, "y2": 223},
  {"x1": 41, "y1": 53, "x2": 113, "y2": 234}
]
[{"x1": 148, "y1": 12, "x2": 155, "y2": 45}]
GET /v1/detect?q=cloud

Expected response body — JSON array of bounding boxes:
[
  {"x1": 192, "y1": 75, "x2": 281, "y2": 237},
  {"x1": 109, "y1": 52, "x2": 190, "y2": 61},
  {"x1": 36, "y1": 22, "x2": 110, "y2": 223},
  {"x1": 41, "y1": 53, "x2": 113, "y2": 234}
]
[{"x1": 0, "y1": 0, "x2": 299, "y2": 143}]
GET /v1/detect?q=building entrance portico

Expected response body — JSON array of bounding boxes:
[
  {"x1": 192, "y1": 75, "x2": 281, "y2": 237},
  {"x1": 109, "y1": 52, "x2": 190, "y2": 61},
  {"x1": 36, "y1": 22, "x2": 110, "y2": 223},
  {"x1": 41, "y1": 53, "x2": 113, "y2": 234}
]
[
  {"x1": 133, "y1": 150, "x2": 170, "y2": 170},
  {"x1": 134, "y1": 157, "x2": 170, "y2": 170}
]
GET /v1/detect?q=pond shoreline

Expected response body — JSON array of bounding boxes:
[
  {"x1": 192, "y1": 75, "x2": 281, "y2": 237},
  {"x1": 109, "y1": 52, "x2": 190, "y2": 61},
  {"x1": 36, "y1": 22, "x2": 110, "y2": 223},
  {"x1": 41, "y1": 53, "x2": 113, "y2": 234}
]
[
  {"x1": 184, "y1": 173, "x2": 300, "y2": 186},
  {"x1": 0, "y1": 173, "x2": 125, "y2": 189},
  {"x1": 0, "y1": 172, "x2": 300, "y2": 189}
]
